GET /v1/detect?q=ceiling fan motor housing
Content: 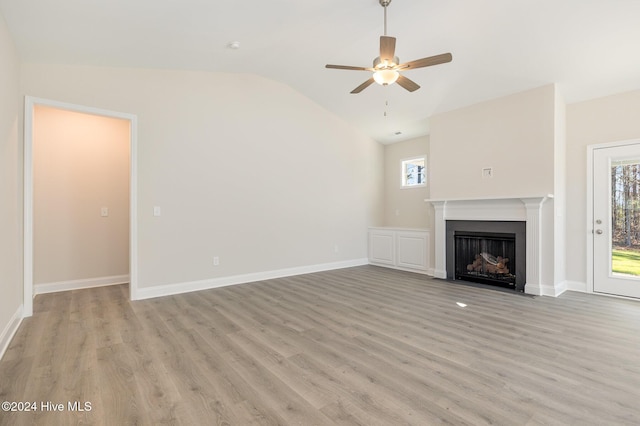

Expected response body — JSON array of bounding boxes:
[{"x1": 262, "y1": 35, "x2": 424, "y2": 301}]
[
  {"x1": 379, "y1": 0, "x2": 392, "y2": 7},
  {"x1": 374, "y1": 56, "x2": 399, "y2": 69}
]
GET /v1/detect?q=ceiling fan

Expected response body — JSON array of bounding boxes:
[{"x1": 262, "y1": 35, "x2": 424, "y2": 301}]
[{"x1": 326, "y1": 0, "x2": 452, "y2": 94}]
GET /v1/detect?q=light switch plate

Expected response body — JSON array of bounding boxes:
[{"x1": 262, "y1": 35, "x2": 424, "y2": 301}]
[
  {"x1": 101, "y1": 207, "x2": 109, "y2": 217},
  {"x1": 153, "y1": 206, "x2": 161, "y2": 217}
]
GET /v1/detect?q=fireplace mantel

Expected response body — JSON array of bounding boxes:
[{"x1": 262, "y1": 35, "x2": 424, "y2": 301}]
[
  {"x1": 426, "y1": 194, "x2": 553, "y2": 202},
  {"x1": 426, "y1": 195, "x2": 553, "y2": 296}
]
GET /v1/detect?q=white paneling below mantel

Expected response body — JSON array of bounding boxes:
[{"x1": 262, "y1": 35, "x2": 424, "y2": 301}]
[{"x1": 427, "y1": 195, "x2": 556, "y2": 296}]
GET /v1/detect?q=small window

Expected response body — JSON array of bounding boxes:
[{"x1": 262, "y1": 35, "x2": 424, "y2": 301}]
[{"x1": 401, "y1": 157, "x2": 426, "y2": 188}]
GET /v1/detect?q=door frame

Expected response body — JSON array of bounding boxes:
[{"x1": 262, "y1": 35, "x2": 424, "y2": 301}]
[
  {"x1": 23, "y1": 96, "x2": 139, "y2": 317},
  {"x1": 586, "y1": 139, "x2": 640, "y2": 295}
]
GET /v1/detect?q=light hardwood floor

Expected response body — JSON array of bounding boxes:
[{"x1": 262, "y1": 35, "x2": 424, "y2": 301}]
[{"x1": 1, "y1": 265, "x2": 640, "y2": 425}]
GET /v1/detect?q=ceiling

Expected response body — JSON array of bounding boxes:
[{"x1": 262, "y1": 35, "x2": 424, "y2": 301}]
[{"x1": 2, "y1": 0, "x2": 640, "y2": 144}]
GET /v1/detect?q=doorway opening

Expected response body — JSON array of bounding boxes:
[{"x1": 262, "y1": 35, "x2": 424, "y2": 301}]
[{"x1": 23, "y1": 97, "x2": 138, "y2": 317}]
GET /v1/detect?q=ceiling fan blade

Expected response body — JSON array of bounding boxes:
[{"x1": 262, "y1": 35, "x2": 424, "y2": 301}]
[
  {"x1": 396, "y1": 74, "x2": 420, "y2": 92},
  {"x1": 351, "y1": 77, "x2": 376, "y2": 94},
  {"x1": 379, "y1": 36, "x2": 397, "y2": 63},
  {"x1": 326, "y1": 64, "x2": 374, "y2": 71},
  {"x1": 397, "y1": 52, "x2": 452, "y2": 70}
]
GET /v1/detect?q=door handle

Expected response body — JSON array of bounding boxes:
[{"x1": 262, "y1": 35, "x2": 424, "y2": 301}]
[{"x1": 595, "y1": 229, "x2": 603, "y2": 235}]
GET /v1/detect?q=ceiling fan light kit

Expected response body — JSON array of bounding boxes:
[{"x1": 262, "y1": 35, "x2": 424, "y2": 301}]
[
  {"x1": 373, "y1": 69, "x2": 399, "y2": 85},
  {"x1": 325, "y1": 0, "x2": 452, "y2": 94}
]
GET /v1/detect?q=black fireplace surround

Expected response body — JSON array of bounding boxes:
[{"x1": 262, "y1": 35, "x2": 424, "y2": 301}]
[{"x1": 446, "y1": 220, "x2": 526, "y2": 292}]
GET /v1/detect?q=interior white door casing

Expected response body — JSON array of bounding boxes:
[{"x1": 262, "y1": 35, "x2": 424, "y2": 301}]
[
  {"x1": 590, "y1": 141, "x2": 640, "y2": 299},
  {"x1": 23, "y1": 96, "x2": 139, "y2": 316}
]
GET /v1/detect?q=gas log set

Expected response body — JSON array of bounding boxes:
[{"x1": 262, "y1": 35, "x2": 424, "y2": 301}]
[{"x1": 466, "y1": 252, "x2": 510, "y2": 275}]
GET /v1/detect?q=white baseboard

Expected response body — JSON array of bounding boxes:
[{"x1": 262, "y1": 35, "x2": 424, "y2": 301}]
[
  {"x1": 0, "y1": 304, "x2": 23, "y2": 361},
  {"x1": 135, "y1": 259, "x2": 369, "y2": 301},
  {"x1": 526, "y1": 281, "x2": 568, "y2": 297},
  {"x1": 524, "y1": 283, "x2": 542, "y2": 296},
  {"x1": 34, "y1": 274, "x2": 130, "y2": 295},
  {"x1": 547, "y1": 280, "x2": 568, "y2": 297},
  {"x1": 369, "y1": 262, "x2": 432, "y2": 276},
  {"x1": 566, "y1": 280, "x2": 587, "y2": 292},
  {"x1": 432, "y1": 269, "x2": 447, "y2": 279}
]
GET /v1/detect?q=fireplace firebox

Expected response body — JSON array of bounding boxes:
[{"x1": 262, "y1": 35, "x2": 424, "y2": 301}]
[
  {"x1": 446, "y1": 220, "x2": 526, "y2": 292},
  {"x1": 454, "y1": 231, "x2": 516, "y2": 288}
]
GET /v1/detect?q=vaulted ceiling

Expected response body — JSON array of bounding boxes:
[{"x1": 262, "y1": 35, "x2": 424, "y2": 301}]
[{"x1": 2, "y1": 0, "x2": 639, "y2": 143}]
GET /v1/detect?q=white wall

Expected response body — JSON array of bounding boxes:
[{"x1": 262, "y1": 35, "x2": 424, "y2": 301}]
[
  {"x1": 378, "y1": 84, "x2": 640, "y2": 294},
  {"x1": 383, "y1": 136, "x2": 432, "y2": 228},
  {"x1": 20, "y1": 64, "x2": 384, "y2": 291},
  {"x1": 566, "y1": 90, "x2": 640, "y2": 287},
  {"x1": 553, "y1": 90, "x2": 567, "y2": 287},
  {"x1": 33, "y1": 105, "x2": 130, "y2": 286},
  {"x1": 0, "y1": 12, "x2": 22, "y2": 355},
  {"x1": 428, "y1": 84, "x2": 565, "y2": 293},
  {"x1": 382, "y1": 136, "x2": 435, "y2": 271},
  {"x1": 429, "y1": 85, "x2": 556, "y2": 199}
]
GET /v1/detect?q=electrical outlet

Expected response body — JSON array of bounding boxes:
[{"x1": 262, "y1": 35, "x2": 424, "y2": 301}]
[{"x1": 213, "y1": 256, "x2": 220, "y2": 266}]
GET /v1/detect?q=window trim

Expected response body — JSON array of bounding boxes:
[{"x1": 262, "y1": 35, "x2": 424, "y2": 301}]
[{"x1": 400, "y1": 155, "x2": 427, "y2": 189}]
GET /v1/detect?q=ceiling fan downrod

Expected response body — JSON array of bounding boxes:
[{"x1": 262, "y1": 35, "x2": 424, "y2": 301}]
[{"x1": 380, "y1": 0, "x2": 392, "y2": 36}]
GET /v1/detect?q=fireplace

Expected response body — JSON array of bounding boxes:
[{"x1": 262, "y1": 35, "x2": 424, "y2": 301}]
[
  {"x1": 430, "y1": 196, "x2": 553, "y2": 296},
  {"x1": 446, "y1": 220, "x2": 526, "y2": 292}
]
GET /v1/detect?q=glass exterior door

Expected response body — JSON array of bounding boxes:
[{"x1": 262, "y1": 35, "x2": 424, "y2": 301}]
[{"x1": 593, "y1": 143, "x2": 640, "y2": 298}]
